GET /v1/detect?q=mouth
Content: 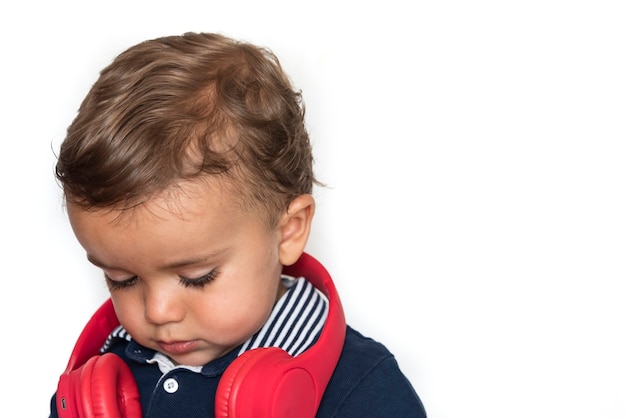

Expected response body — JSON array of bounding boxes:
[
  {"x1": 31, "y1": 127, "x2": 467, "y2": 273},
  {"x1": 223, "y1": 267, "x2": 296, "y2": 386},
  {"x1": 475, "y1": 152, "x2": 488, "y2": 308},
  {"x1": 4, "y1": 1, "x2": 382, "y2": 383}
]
[{"x1": 157, "y1": 340, "x2": 199, "y2": 356}]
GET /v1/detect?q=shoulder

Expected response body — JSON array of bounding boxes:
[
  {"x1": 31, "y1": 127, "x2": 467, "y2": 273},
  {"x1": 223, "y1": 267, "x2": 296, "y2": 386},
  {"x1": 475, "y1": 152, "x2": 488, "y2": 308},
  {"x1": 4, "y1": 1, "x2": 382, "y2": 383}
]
[
  {"x1": 341, "y1": 325, "x2": 394, "y2": 360},
  {"x1": 335, "y1": 326, "x2": 409, "y2": 382},
  {"x1": 317, "y1": 326, "x2": 427, "y2": 417}
]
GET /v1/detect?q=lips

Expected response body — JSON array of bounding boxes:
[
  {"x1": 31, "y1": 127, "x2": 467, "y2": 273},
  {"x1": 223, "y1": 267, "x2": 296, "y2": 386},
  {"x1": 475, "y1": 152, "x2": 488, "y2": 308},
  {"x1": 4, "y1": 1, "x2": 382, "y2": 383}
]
[{"x1": 157, "y1": 340, "x2": 199, "y2": 355}]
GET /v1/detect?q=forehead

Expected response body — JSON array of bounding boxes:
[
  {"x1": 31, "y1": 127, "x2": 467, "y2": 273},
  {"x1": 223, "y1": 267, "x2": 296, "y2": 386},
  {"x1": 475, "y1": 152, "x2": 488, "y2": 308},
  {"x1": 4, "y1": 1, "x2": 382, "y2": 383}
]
[{"x1": 68, "y1": 178, "x2": 241, "y2": 226}]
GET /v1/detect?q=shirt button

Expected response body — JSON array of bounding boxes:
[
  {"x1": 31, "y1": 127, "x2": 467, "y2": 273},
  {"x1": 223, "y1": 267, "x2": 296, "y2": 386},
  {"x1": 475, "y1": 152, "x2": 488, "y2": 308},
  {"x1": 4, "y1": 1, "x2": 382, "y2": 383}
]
[{"x1": 163, "y1": 378, "x2": 179, "y2": 393}]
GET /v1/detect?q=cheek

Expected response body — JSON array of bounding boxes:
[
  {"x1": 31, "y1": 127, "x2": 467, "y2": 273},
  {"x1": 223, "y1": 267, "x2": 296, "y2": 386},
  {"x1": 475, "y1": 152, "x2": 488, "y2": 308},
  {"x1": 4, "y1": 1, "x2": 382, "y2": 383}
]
[
  {"x1": 197, "y1": 300, "x2": 273, "y2": 345},
  {"x1": 207, "y1": 285, "x2": 276, "y2": 325},
  {"x1": 196, "y1": 275, "x2": 281, "y2": 339},
  {"x1": 110, "y1": 294, "x2": 144, "y2": 332}
]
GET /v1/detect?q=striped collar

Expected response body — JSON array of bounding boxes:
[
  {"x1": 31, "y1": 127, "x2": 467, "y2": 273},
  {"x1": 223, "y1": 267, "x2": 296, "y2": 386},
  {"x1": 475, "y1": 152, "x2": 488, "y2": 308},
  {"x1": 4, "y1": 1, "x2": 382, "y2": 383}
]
[{"x1": 238, "y1": 275, "x2": 329, "y2": 357}]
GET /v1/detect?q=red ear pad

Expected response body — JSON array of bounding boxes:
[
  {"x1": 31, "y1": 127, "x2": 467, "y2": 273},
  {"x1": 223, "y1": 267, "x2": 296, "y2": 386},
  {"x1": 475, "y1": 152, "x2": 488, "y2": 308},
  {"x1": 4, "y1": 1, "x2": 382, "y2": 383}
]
[
  {"x1": 57, "y1": 352, "x2": 141, "y2": 418},
  {"x1": 81, "y1": 353, "x2": 142, "y2": 418},
  {"x1": 215, "y1": 347, "x2": 316, "y2": 418},
  {"x1": 57, "y1": 299, "x2": 141, "y2": 418}
]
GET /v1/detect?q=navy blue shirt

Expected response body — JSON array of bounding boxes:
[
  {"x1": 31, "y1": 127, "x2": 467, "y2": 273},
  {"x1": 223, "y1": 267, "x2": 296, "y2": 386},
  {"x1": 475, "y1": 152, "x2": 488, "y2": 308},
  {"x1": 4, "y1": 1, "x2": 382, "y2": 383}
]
[{"x1": 50, "y1": 327, "x2": 426, "y2": 417}]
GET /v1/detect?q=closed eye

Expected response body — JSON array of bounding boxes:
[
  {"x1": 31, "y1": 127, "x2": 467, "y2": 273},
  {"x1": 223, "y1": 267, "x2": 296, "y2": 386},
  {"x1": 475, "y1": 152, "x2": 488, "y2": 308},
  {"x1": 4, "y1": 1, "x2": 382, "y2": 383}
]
[
  {"x1": 105, "y1": 274, "x2": 138, "y2": 291},
  {"x1": 179, "y1": 269, "x2": 218, "y2": 288}
]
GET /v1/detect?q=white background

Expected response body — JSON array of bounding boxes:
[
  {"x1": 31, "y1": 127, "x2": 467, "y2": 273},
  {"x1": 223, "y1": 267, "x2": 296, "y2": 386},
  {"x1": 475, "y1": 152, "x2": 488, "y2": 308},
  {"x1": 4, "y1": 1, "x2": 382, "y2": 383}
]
[{"x1": 1, "y1": 1, "x2": 625, "y2": 417}]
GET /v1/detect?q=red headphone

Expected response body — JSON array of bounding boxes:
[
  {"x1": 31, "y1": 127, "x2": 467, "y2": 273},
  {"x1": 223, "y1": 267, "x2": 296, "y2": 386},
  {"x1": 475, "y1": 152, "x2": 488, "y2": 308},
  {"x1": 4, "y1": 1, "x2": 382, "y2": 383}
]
[{"x1": 56, "y1": 253, "x2": 346, "y2": 418}]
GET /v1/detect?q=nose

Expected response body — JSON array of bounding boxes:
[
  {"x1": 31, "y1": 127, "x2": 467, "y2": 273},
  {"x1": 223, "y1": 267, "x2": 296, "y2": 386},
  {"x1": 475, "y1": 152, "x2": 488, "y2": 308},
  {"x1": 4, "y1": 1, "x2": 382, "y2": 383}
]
[{"x1": 143, "y1": 285, "x2": 185, "y2": 325}]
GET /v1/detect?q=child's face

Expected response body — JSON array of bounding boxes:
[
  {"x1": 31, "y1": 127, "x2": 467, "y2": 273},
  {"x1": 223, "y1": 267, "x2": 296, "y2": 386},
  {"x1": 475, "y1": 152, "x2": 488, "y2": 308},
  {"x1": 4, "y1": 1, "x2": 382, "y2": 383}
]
[{"x1": 67, "y1": 180, "x2": 287, "y2": 367}]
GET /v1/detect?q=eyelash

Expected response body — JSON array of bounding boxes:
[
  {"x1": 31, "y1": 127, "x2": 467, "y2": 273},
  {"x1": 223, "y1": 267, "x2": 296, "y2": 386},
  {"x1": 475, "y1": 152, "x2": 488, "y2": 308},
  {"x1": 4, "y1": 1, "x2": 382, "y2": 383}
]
[
  {"x1": 179, "y1": 270, "x2": 218, "y2": 288},
  {"x1": 105, "y1": 275, "x2": 137, "y2": 291},
  {"x1": 104, "y1": 269, "x2": 218, "y2": 291}
]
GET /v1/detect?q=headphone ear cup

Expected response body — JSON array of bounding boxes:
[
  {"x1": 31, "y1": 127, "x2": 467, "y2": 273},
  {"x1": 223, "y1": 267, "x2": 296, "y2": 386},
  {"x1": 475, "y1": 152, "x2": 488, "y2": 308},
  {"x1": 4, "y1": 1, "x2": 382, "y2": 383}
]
[
  {"x1": 57, "y1": 353, "x2": 141, "y2": 418},
  {"x1": 57, "y1": 360, "x2": 87, "y2": 418},
  {"x1": 214, "y1": 349, "x2": 257, "y2": 418},
  {"x1": 215, "y1": 347, "x2": 317, "y2": 418}
]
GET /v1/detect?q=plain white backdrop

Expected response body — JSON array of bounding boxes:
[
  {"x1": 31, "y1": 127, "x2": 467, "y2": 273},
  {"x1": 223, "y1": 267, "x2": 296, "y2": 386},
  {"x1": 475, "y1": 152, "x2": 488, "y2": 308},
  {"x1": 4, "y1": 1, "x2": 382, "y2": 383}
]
[{"x1": 1, "y1": 1, "x2": 625, "y2": 417}]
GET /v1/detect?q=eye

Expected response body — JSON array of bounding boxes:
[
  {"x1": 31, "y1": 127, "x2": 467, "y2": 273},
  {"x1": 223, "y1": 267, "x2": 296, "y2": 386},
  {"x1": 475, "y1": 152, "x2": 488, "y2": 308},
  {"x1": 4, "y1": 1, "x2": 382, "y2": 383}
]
[
  {"x1": 105, "y1": 274, "x2": 138, "y2": 291},
  {"x1": 179, "y1": 269, "x2": 218, "y2": 288}
]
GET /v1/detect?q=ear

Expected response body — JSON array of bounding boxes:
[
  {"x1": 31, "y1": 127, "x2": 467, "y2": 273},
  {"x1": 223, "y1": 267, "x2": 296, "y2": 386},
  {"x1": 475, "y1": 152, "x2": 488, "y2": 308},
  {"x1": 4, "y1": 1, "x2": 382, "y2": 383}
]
[{"x1": 278, "y1": 194, "x2": 315, "y2": 266}]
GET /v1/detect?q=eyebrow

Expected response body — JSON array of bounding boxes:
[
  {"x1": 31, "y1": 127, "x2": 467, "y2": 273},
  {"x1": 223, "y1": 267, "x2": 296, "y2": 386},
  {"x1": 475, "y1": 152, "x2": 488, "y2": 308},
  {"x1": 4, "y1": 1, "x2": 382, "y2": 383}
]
[{"x1": 86, "y1": 249, "x2": 226, "y2": 271}]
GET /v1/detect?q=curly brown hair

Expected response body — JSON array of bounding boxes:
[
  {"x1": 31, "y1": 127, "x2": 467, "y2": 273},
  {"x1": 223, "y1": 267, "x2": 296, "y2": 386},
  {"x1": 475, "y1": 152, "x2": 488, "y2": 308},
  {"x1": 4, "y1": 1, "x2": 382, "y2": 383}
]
[{"x1": 56, "y1": 32, "x2": 317, "y2": 226}]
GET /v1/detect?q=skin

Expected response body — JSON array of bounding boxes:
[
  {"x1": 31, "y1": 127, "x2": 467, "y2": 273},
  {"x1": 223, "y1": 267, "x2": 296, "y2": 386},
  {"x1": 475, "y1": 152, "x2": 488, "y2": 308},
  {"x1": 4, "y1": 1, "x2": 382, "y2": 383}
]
[{"x1": 67, "y1": 179, "x2": 315, "y2": 367}]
